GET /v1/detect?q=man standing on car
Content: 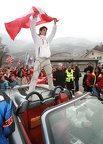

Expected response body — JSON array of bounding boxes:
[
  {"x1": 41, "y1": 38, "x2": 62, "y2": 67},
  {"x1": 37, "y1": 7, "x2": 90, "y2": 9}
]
[{"x1": 28, "y1": 10, "x2": 57, "y2": 95}]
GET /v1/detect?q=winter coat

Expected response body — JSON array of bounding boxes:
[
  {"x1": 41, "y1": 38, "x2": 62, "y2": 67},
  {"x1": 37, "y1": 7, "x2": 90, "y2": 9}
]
[
  {"x1": 8, "y1": 80, "x2": 19, "y2": 88},
  {"x1": 0, "y1": 80, "x2": 9, "y2": 91},
  {"x1": 30, "y1": 17, "x2": 57, "y2": 58},
  {"x1": 96, "y1": 74, "x2": 103, "y2": 89},
  {"x1": 53, "y1": 70, "x2": 66, "y2": 88}
]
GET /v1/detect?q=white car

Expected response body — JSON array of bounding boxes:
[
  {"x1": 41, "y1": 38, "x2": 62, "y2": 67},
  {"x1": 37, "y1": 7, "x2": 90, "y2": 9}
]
[{"x1": 6, "y1": 85, "x2": 103, "y2": 144}]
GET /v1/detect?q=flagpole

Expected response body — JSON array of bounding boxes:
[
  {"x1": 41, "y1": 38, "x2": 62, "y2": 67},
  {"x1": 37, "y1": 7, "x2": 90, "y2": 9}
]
[{"x1": 16, "y1": 59, "x2": 21, "y2": 67}]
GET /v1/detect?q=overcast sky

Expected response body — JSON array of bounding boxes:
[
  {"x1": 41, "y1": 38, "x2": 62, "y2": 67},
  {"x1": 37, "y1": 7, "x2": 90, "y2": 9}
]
[{"x1": 0, "y1": 0, "x2": 103, "y2": 42}]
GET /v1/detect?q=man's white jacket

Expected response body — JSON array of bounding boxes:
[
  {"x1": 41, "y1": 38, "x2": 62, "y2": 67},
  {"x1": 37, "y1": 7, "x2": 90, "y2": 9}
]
[{"x1": 30, "y1": 17, "x2": 57, "y2": 58}]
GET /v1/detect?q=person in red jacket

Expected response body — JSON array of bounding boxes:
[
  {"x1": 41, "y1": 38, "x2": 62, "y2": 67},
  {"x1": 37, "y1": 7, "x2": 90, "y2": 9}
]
[
  {"x1": 86, "y1": 69, "x2": 95, "y2": 92},
  {"x1": 95, "y1": 72, "x2": 103, "y2": 91},
  {"x1": 87, "y1": 67, "x2": 101, "y2": 96},
  {"x1": 96, "y1": 76, "x2": 103, "y2": 89},
  {"x1": 93, "y1": 67, "x2": 102, "y2": 96}
]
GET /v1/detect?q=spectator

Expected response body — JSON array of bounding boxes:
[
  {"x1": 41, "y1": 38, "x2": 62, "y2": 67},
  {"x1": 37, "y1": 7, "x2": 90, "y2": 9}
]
[
  {"x1": 95, "y1": 70, "x2": 103, "y2": 91},
  {"x1": 8, "y1": 74, "x2": 19, "y2": 88},
  {"x1": 16, "y1": 69, "x2": 28, "y2": 85},
  {"x1": 84, "y1": 62, "x2": 93, "y2": 73},
  {"x1": 86, "y1": 68, "x2": 95, "y2": 92},
  {"x1": 3, "y1": 68, "x2": 10, "y2": 81},
  {"x1": 13, "y1": 68, "x2": 20, "y2": 78},
  {"x1": 0, "y1": 75, "x2": 9, "y2": 91},
  {"x1": 97, "y1": 63, "x2": 102, "y2": 71},
  {"x1": 53, "y1": 63, "x2": 66, "y2": 88},
  {"x1": 92, "y1": 67, "x2": 101, "y2": 96},
  {"x1": 10, "y1": 66, "x2": 15, "y2": 74},
  {"x1": 74, "y1": 66, "x2": 80, "y2": 92},
  {"x1": 65, "y1": 65, "x2": 75, "y2": 94},
  {"x1": 102, "y1": 64, "x2": 103, "y2": 71},
  {"x1": 25, "y1": 69, "x2": 32, "y2": 77},
  {"x1": 0, "y1": 90, "x2": 15, "y2": 144},
  {"x1": 85, "y1": 67, "x2": 101, "y2": 96},
  {"x1": 84, "y1": 64, "x2": 88, "y2": 70},
  {"x1": 0, "y1": 68, "x2": 3, "y2": 76},
  {"x1": 39, "y1": 69, "x2": 47, "y2": 77},
  {"x1": 26, "y1": 75, "x2": 32, "y2": 84},
  {"x1": 29, "y1": 66, "x2": 34, "y2": 76},
  {"x1": 82, "y1": 70, "x2": 91, "y2": 92},
  {"x1": 52, "y1": 67, "x2": 57, "y2": 75}
]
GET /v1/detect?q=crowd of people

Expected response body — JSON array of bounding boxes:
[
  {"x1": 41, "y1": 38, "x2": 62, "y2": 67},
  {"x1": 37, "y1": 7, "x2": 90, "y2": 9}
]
[
  {"x1": 0, "y1": 63, "x2": 80, "y2": 92},
  {"x1": 83, "y1": 62, "x2": 103, "y2": 97},
  {"x1": 53, "y1": 62, "x2": 103, "y2": 97},
  {"x1": 0, "y1": 62, "x2": 103, "y2": 144},
  {"x1": 0, "y1": 62, "x2": 103, "y2": 97},
  {"x1": 53, "y1": 63, "x2": 81, "y2": 95},
  {"x1": 0, "y1": 66, "x2": 34, "y2": 91}
]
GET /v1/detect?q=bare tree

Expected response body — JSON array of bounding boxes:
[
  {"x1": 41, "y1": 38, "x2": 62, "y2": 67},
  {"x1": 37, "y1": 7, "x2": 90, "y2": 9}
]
[{"x1": 0, "y1": 37, "x2": 9, "y2": 67}]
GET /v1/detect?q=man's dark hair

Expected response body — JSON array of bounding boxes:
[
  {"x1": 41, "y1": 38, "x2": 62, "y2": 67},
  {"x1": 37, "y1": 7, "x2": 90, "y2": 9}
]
[
  {"x1": 39, "y1": 26, "x2": 48, "y2": 32},
  {"x1": 9, "y1": 74, "x2": 14, "y2": 78}
]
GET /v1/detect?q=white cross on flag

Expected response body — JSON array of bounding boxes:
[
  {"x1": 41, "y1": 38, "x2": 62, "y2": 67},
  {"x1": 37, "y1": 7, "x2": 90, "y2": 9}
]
[{"x1": 5, "y1": 56, "x2": 13, "y2": 63}]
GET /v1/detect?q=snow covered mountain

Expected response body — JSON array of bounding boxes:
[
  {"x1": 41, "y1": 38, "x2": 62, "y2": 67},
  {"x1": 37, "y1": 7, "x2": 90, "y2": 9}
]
[{"x1": 0, "y1": 33, "x2": 99, "y2": 59}]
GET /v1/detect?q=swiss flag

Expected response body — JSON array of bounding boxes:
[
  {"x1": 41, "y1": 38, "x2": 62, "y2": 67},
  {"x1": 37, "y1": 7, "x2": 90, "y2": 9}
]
[
  {"x1": 4, "y1": 6, "x2": 59, "y2": 40},
  {"x1": 5, "y1": 56, "x2": 13, "y2": 63}
]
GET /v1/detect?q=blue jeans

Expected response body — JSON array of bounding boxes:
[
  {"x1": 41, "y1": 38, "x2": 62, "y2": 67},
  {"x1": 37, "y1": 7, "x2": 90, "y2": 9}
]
[
  {"x1": 92, "y1": 86, "x2": 100, "y2": 96},
  {"x1": 75, "y1": 80, "x2": 79, "y2": 91}
]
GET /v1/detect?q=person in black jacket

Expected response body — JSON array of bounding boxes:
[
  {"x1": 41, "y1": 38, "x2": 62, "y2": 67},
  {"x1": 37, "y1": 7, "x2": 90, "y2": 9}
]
[
  {"x1": 84, "y1": 63, "x2": 93, "y2": 73},
  {"x1": 83, "y1": 71, "x2": 89, "y2": 92},
  {"x1": 74, "y1": 66, "x2": 80, "y2": 92},
  {"x1": 83, "y1": 68, "x2": 93, "y2": 92},
  {"x1": 53, "y1": 63, "x2": 66, "y2": 88}
]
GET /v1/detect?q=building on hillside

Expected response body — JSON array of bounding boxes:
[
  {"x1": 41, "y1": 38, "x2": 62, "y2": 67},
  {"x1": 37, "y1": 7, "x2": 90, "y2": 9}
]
[
  {"x1": 84, "y1": 46, "x2": 103, "y2": 64},
  {"x1": 50, "y1": 57, "x2": 98, "y2": 71}
]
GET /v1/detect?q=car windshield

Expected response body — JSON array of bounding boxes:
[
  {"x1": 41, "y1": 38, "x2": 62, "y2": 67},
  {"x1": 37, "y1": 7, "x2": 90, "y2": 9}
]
[{"x1": 43, "y1": 93, "x2": 103, "y2": 144}]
